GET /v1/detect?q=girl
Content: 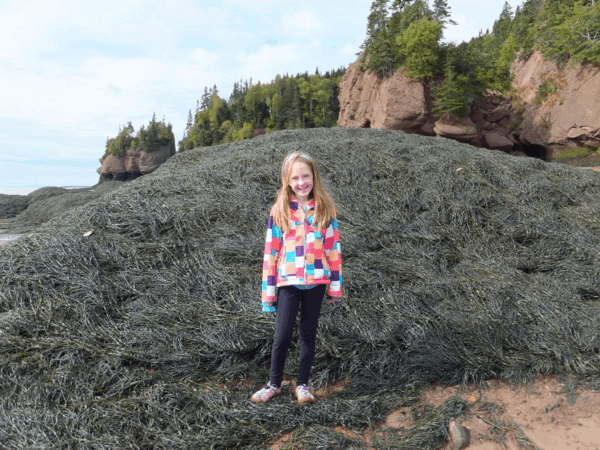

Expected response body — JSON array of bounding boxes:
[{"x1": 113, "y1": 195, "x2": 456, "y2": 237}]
[{"x1": 251, "y1": 152, "x2": 342, "y2": 404}]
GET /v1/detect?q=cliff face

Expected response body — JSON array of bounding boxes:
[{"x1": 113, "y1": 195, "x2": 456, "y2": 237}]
[
  {"x1": 337, "y1": 59, "x2": 436, "y2": 135},
  {"x1": 338, "y1": 52, "x2": 600, "y2": 155},
  {"x1": 511, "y1": 50, "x2": 600, "y2": 154}
]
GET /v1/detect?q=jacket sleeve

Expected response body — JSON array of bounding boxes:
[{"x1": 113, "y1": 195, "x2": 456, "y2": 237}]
[
  {"x1": 261, "y1": 215, "x2": 282, "y2": 312},
  {"x1": 324, "y1": 217, "x2": 342, "y2": 300}
]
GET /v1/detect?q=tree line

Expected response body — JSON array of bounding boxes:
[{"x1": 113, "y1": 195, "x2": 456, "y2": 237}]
[
  {"x1": 361, "y1": 0, "x2": 600, "y2": 118},
  {"x1": 178, "y1": 68, "x2": 345, "y2": 151},
  {"x1": 103, "y1": 0, "x2": 598, "y2": 155}
]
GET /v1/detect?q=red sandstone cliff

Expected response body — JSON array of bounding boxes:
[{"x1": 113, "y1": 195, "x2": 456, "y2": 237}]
[
  {"x1": 338, "y1": 51, "x2": 600, "y2": 155},
  {"x1": 511, "y1": 50, "x2": 600, "y2": 155}
]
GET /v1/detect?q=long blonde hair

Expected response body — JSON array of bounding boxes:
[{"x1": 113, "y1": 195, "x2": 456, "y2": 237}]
[{"x1": 270, "y1": 152, "x2": 337, "y2": 233}]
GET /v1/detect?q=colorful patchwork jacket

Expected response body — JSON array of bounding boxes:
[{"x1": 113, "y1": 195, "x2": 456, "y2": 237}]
[{"x1": 261, "y1": 197, "x2": 342, "y2": 312}]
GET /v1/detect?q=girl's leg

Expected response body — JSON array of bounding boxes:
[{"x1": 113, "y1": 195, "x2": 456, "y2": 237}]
[
  {"x1": 270, "y1": 286, "x2": 301, "y2": 388},
  {"x1": 297, "y1": 284, "x2": 326, "y2": 386}
]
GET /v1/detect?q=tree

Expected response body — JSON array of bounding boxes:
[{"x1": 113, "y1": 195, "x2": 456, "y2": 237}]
[
  {"x1": 396, "y1": 17, "x2": 443, "y2": 79},
  {"x1": 362, "y1": 0, "x2": 394, "y2": 75},
  {"x1": 185, "y1": 109, "x2": 193, "y2": 138},
  {"x1": 232, "y1": 122, "x2": 253, "y2": 142},
  {"x1": 491, "y1": 1, "x2": 514, "y2": 44},
  {"x1": 541, "y1": 0, "x2": 600, "y2": 64},
  {"x1": 312, "y1": 77, "x2": 334, "y2": 125},
  {"x1": 493, "y1": 32, "x2": 518, "y2": 91},
  {"x1": 432, "y1": 0, "x2": 457, "y2": 27},
  {"x1": 432, "y1": 45, "x2": 469, "y2": 118},
  {"x1": 244, "y1": 84, "x2": 265, "y2": 126},
  {"x1": 201, "y1": 87, "x2": 211, "y2": 110}
]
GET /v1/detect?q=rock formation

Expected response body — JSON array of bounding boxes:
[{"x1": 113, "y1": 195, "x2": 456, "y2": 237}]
[
  {"x1": 97, "y1": 138, "x2": 176, "y2": 183},
  {"x1": 337, "y1": 59, "x2": 436, "y2": 135},
  {"x1": 337, "y1": 51, "x2": 600, "y2": 157},
  {"x1": 511, "y1": 50, "x2": 600, "y2": 156}
]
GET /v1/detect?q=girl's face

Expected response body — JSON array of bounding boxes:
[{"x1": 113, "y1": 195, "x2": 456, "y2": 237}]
[{"x1": 289, "y1": 161, "x2": 313, "y2": 204}]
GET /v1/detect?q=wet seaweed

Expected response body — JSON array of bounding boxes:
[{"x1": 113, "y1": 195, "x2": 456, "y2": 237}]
[{"x1": 1, "y1": 127, "x2": 600, "y2": 448}]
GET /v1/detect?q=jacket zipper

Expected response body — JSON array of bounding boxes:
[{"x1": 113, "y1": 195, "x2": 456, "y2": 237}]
[{"x1": 303, "y1": 208, "x2": 307, "y2": 286}]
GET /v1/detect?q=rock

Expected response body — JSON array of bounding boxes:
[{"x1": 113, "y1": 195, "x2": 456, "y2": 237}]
[
  {"x1": 567, "y1": 126, "x2": 593, "y2": 139},
  {"x1": 449, "y1": 421, "x2": 470, "y2": 450},
  {"x1": 511, "y1": 50, "x2": 600, "y2": 150},
  {"x1": 337, "y1": 58, "x2": 433, "y2": 133},
  {"x1": 98, "y1": 154, "x2": 127, "y2": 181},
  {"x1": 97, "y1": 139, "x2": 176, "y2": 183},
  {"x1": 485, "y1": 105, "x2": 511, "y2": 123},
  {"x1": 484, "y1": 133, "x2": 514, "y2": 151},
  {"x1": 125, "y1": 147, "x2": 141, "y2": 176},
  {"x1": 252, "y1": 128, "x2": 266, "y2": 138},
  {"x1": 139, "y1": 146, "x2": 173, "y2": 174},
  {"x1": 433, "y1": 116, "x2": 478, "y2": 143},
  {"x1": 336, "y1": 50, "x2": 600, "y2": 157}
]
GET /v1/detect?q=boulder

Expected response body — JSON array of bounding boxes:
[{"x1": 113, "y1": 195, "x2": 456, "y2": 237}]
[
  {"x1": 337, "y1": 59, "x2": 433, "y2": 134},
  {"x1": 433, "y1": 116, "x2": 478, "y2": 143},
  {"x1": 484, "y1": 132, "x2": 514, "y2": 151},
  {"x1": 485, "y1": 105, "x2": 511, "y2": 123}
]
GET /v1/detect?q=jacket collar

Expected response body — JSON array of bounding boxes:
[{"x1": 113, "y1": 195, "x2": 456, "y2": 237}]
[
  {"x1": 290, "y1": 196, "x2": 315, "y2": 221},
  {"x1": 290, "y1": 196, "x2": 315, "y2": 210}
]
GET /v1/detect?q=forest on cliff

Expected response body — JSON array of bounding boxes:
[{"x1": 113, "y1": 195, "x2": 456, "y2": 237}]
[
  {"x1": 104, "y1": 0, "x2": 600, "y2": 154},
  {"x1": 362, "y1": 0, "x2": 600, "y2": 117}
]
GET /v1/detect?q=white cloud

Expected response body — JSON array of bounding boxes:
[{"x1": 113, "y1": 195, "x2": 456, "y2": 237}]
[
  {"x1": 339, "y1": 43, "x2": 360, "y2": 57},
  {"x1": 235, "y1": 43, "x2": 318, "y2": 83},
  {"x1": 281, "y1": 10, "x2": 326, "y2": 37},
  {"x1": 188, "y1": 48, "x2": 221, "y2": 66}
]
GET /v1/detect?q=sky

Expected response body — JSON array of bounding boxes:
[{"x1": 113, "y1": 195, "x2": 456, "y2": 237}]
[{"x1": 0, "y1": 0, "x2": 523, "y2": 190}]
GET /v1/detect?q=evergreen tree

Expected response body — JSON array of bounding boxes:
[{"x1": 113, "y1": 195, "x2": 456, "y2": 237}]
[
  {"x1": 493, "y1": 32, "x2": 519, "y2": 91},
  {"x1": 432, "y1": 45, "x2": 469, "y2": 118},
  {"x1": 396, "y1": 17, "x2": 443, "y2": 79},
  {"x1": 492, "y1": 1, "x2": 514, "y2": 44},
  {"x1": 432, "y1": 0, "x2": 457, "y2": 27},
  {"x1": 362, "y1": 0, "x2": 394, "y2": 75},
  {"x1": 201, "y1": 87, "x2": 211, "y2": 110}
]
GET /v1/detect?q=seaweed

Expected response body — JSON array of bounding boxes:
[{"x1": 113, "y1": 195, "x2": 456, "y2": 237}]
[{"x1": 1, "y1": 127, "x2": 600, "y2": 448}]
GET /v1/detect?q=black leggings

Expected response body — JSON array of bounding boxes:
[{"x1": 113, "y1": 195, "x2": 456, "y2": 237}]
[{"x1": 270, "y1": 284, "x2": 326, "y2": 388}]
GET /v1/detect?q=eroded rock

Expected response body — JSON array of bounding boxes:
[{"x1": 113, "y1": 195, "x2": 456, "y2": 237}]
[
  {"x1": 97, "y1": 139, "x2": 176, "y2": 183},
  {"x1": 337, "y1": 59, "x2": 434, "y2": 134}
]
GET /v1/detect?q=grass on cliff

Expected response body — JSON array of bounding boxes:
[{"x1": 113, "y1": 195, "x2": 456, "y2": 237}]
[{"x1": 1, "y1": 127, "x2": 600, "y2": 449}]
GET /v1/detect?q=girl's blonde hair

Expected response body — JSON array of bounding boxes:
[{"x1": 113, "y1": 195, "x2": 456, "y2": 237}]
[{"x1": 270, "y1": 152, "x2": 337, "y2": 233}]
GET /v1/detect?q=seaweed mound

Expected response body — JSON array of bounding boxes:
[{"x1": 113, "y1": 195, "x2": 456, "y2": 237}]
[
  {"x1": 1, "y1": 127, "x2": 600, "y2": 449},
  {"x1": 0, "y1": 182, "x2": 124, "y2": 234}
]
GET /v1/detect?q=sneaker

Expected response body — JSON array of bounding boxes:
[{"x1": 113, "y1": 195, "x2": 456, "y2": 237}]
[
  {"x1": 251, "y1": 382, "x2": 280, "y2": 404},
  {"x1": 295, "y1": 384, "x2": 315, "y2": 404}
]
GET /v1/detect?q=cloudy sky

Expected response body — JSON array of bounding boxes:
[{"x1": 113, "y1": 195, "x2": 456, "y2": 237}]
[{"x1": 0, "y1": 0, "x2": 522, "y2": 189}]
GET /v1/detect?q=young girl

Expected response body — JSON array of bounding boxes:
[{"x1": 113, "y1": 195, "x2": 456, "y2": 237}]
[{"x1": 251, "y1": 152, "x2": 342, "y2": 404}]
